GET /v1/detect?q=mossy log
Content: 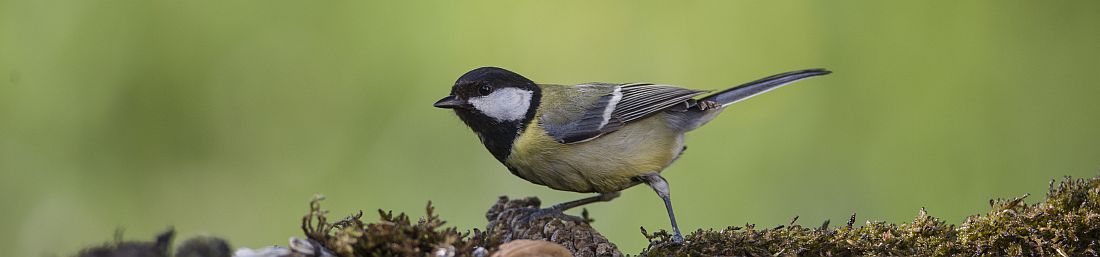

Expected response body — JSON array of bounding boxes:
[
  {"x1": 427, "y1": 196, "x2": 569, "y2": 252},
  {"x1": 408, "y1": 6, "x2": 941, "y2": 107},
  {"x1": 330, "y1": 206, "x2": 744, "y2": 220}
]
[{"x1": 76, "y1": 175, "x2": 1100, "y2": 257}]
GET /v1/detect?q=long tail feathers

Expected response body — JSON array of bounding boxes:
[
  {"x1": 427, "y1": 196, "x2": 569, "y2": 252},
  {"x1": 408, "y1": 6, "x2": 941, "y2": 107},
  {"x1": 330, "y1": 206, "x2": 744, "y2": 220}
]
[{"x1": 701, "y1": 69, "x2": 831, "y2": 107}]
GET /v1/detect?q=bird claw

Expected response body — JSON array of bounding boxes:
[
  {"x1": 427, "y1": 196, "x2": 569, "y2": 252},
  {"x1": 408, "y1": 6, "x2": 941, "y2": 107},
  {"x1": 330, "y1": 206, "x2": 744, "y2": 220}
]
[{"x1": 671, "y1": 233, "x2": 685, "y2": 245}]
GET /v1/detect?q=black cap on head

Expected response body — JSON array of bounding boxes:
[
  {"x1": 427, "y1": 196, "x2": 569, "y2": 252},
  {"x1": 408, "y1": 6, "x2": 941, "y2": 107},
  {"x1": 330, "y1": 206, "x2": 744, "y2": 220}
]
[
  {"x1": 456, "y1": 67, "x2": 534, "y2": 85},
  {"x1": 450, "y1": 67, "x2": 537, "y2": 98}
]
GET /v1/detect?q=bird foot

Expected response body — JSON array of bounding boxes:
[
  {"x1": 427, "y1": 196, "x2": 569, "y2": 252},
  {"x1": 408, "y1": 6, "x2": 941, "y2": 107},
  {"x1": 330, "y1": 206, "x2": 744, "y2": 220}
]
[{"x1": 671, "y1": 233, "x2": 684, "y2": 244}]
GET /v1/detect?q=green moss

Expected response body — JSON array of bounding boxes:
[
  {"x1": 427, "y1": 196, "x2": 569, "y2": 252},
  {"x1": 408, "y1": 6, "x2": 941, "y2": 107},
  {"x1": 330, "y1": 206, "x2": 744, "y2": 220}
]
[
  {"x1": 301, "y1": 175, "x2": 1098, "y2": 256},
  {"x1": 71, "y1": 175, "x2": 1100, "y2": 257},
  {"x1": 302, "y1": 195, "x2": 482, "y2": 257},
  {"x1": 303, "y1": 196, "x2": 618, "y2": 257},
  {"x1": 639, "y1": 175, "x2": 1100, "y2": 256}
]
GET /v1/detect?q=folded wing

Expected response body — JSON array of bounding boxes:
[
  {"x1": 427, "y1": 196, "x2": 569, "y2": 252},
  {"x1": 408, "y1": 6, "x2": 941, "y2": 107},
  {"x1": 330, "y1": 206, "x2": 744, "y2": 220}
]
[{"x1": 542, "y1": 83, "x2": 707, "y2": 144}]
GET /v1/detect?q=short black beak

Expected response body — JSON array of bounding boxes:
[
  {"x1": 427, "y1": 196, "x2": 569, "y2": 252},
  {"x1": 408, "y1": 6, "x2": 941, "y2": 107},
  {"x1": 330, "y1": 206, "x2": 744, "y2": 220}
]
[{"x1": 433, "y1": 95, "x2": 468, "y2": 109}]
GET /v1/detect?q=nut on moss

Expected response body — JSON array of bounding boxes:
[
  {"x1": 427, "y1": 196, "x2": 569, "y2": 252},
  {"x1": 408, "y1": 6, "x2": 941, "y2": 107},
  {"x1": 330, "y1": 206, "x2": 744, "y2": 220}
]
[{"x1": 491, "y1": 240, "x2": 572, "y2": 257}]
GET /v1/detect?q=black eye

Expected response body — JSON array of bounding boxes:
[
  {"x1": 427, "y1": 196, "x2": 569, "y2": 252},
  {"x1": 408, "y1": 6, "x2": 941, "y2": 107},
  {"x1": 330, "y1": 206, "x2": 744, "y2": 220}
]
[{"x1": 477, "y1": 85, "x2": 493, "y2": 96}]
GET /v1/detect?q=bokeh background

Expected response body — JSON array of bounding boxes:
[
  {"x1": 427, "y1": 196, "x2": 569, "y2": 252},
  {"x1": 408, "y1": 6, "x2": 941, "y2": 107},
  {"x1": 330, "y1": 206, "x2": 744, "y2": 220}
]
[{"x1": 2, "y1": 1, "x2": 1099, "y2": 256}]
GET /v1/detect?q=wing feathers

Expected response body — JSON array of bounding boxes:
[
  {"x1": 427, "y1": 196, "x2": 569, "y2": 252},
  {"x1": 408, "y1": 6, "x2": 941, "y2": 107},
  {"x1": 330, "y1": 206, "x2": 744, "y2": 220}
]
[
  {"x1": 542, "y1": 69, "x2": 829, "y2": 144},
  {"x1": 544, "y1": 83, "x2": 706, "y2": 144},
  {"x1": 614, "y1": 84, "x2": 707, "y2": 122},
  {"x1": 597, "y1": 87, "x2": 623, "y2": 128}
]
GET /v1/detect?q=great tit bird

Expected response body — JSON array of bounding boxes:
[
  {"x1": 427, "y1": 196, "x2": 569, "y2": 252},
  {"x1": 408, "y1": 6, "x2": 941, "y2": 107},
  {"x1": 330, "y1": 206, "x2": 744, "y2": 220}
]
[{"x1": 434, "y1": 67, "x2": 830, "y2": 243}]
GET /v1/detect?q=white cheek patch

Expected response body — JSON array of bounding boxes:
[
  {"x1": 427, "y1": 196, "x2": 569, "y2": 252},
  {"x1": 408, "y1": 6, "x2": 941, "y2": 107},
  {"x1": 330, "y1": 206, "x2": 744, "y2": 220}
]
[{"x1": 468, "y1": 87, "x2": 533, "y2": 122}]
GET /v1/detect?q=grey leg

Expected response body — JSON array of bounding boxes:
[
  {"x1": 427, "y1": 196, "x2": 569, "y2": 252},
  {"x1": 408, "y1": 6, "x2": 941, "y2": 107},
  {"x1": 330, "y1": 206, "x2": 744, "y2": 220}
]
[
  {"x1": 526, "y1": 192, "x2": 621, "y2": 222},
  {"x1": 641, "y1": 173, "x2": 684, "y2": 243},
  {"x1": 550, "y1": 191, "x2": 621, "y2": 211}
]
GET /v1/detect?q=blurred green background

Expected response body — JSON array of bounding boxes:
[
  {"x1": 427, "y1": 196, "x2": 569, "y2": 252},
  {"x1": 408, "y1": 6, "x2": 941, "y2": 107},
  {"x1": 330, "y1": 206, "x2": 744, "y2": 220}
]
[{"x1": 2, "y1": 1, "x2": 1099, "y2": 256}]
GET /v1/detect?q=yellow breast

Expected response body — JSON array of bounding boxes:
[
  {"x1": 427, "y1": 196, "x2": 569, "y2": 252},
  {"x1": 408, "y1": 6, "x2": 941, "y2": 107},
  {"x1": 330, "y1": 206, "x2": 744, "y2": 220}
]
[{"x1": 505, "y1": 113, "x2": 684, "y2": 193}]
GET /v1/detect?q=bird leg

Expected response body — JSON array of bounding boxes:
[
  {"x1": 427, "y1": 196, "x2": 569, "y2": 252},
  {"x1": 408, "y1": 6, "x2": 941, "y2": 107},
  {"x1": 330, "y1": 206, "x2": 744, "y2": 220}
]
[
  {"x1": 641, "y1": 173, "x2": 684, "y2": 244},
  {"x1": 526, "y1": 192, "x2": 621, "y2": 222},
  {"x1": 550, "y1": 191, "x2": 621, "y2": 211}
]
